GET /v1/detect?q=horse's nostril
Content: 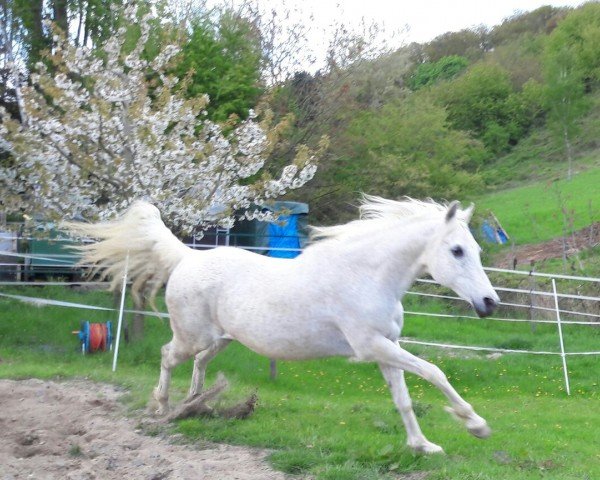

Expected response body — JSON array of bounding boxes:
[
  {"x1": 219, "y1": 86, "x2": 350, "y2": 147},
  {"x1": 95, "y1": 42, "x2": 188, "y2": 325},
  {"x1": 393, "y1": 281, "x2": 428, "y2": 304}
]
[{"x1": 484, "y1": 297, "x2": 497, "y2": 309}]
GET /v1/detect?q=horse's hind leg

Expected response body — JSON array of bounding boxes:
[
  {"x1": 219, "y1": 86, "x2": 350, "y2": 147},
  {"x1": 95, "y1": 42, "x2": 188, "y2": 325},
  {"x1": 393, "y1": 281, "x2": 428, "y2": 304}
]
[
  {"x1": 186, "y1": 339, "x2": 232, "y2": 401},
  {"x1": 379, "y1": 364, "x2": 444, "y2": 454},
  {"x1": 153, "y1": 338, "x2": 192, "y2": 415}
]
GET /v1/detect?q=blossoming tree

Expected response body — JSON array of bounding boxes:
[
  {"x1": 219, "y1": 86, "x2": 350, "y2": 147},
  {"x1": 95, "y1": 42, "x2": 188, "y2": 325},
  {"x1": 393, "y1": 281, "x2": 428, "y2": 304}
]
[{"x1": 0, "y1": 6, "x2": 324, "y2": 235}]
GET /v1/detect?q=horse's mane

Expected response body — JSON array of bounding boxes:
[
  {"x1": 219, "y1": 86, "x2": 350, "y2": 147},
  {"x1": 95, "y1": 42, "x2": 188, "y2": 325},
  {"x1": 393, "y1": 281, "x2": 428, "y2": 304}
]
[{"x1": 310, "y1": 195, "x2": 448, "y2": 242}]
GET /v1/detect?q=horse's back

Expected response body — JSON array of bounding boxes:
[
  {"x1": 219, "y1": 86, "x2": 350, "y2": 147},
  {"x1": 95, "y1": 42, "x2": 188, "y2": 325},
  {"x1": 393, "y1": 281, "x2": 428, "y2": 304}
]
[{"x1": 167, "y1": 246, "x2": 275, "y2": 293}]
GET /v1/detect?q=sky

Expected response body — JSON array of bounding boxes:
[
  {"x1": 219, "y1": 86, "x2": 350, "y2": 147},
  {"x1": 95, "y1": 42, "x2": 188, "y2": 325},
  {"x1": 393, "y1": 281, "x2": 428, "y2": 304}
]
[
  {"x1": 205, "y1": 0, "x2": 589, "y2": 75},
  {"x1": 233, "y1": 0, "x2": 589, "y2": 74},
  {"x1": 295, "y1": 0, "x2": 588, "y2": 45}
]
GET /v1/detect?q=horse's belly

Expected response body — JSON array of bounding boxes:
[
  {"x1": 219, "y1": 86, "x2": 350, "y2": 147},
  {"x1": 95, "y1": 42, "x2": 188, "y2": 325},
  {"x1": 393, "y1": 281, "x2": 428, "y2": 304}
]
[{"x1": 227, "y1": 322, "x2": 354, "y2": 360}]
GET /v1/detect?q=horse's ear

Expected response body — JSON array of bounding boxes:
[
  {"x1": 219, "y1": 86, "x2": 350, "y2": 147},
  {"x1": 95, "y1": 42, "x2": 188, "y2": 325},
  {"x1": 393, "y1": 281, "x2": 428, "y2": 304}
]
[
  {"x1": 445, "y1": 201, "x2": 460, "y2": 223},
  {"x1": 463, "y1": 203, "x2": 475, "y2": 223}
]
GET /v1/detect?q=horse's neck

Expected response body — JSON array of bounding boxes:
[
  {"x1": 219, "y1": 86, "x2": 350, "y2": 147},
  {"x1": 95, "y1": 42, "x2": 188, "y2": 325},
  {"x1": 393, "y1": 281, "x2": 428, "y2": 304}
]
[
  {"x1": 368, "y1": 219, "x2": 437, "y2": 297},
  {"x1": 309, "y1": 218, "x2": 438, "y2": 299}
]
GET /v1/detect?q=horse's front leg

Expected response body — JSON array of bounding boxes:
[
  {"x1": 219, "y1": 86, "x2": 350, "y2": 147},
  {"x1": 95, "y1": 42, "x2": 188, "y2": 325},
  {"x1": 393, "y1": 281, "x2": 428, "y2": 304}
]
[
  {"x1": 351, "y1": 334, "x2": 490, "y2": 440},
  {"x1": 379, "y1": 364, "x2": 444, "y2": 454}
]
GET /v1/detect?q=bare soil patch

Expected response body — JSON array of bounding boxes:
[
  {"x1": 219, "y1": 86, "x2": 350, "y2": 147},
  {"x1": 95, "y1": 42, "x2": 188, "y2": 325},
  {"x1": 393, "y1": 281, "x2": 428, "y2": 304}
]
[
  {"x1": 494, "y1": 222, "x2": 599, "y2": 268},
  {"x1": 0, "y1": 378, "x2": 289, "y2": 480}
]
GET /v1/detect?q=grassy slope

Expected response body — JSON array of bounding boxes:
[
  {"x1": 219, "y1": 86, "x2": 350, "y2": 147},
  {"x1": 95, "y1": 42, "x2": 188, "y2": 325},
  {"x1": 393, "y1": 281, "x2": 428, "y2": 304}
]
[
  {"x1": 1, "y1": 286, "x2": 599, "y2": 479},
  {"x1": 471, "y1": 162, "x2": 599, "y2": 246},
  {"x1": 468, "y1": 89, "x2": 600, "y2": 249}
]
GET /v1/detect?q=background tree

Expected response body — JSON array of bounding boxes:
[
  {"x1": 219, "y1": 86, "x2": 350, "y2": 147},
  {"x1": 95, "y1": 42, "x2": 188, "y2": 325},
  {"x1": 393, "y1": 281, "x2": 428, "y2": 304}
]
[
  {"x1": 13, "y1": 0, "x2": 47, "y2": 68},
  {"x1": 333, "y1": 94, "x2": 485, "y2": 203},
  {"x1": 1, "y1": 0, "x2": 122, "y2": 124},
  {"x1": 408, "y1": 55, "x2": 469, "y2": 90},
  {"x1": 482, "y1": 35, "x2": 545, "y2": 90},
  {"x1": 254, "y1": 1, "x2": 315, "y2": 85},
  {"x1": 434, "y1": 63, "x2": 532, "y2": 155},
  {"x1": 10, "y1": 0, "x2": 120, "y2": 68},
  {"x1": 542, "y1": 2, "x2": 600, "y2": 92},
  {"x1": 422, "y1": 28, "x2": 489, "y2": 63},
  {"x1": 487, "y1": 6, "x2": 566, "y2": 47},
  {"x1": 542, "y1": 44, "x2": 588, "y2": 180},
  {"x1": 539, "y1": 2, "x2": 600, "y2": 179},
  {"x1": 0, "y1": 0, "x2": 28, "y2": 121},
  {"x1": 0, "y1": 7, "x2": 323, "y2": 234},
  {"x1": 173, "y1": 10, "x2": 263, "y2": 122},
  {"x1": 262, "y1": 20, "x2": 409, "y2": 222}
]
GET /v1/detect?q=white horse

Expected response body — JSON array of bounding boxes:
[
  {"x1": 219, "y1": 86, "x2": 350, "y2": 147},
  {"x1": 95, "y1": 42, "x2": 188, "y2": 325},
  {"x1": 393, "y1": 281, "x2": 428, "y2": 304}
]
[{"x1": 68, "y1": 196, "x2": 499, "y2": 454}]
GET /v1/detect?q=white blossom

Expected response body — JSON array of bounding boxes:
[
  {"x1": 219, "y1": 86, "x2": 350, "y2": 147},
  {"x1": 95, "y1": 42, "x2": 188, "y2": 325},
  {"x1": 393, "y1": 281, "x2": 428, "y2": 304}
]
[{"x1": 0, "y1": 5, "x2": 325, "y2": 235}]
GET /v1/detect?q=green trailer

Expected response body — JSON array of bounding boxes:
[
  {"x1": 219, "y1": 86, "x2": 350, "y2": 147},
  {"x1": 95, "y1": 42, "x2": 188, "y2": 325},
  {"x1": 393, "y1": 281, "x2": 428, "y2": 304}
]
[{"x1": 24, "y1": 224, "x2": 81, "y2": 279}]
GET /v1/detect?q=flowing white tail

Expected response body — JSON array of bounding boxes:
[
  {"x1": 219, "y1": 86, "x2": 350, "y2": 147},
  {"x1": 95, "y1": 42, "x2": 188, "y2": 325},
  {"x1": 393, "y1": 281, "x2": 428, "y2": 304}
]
[{"x1": 64, "y1": 201, "x2": 189, "y2": 304}]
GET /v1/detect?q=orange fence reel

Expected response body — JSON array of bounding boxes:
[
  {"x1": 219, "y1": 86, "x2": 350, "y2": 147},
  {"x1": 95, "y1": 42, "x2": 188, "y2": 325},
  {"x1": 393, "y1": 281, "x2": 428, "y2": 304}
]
[{"x1": 72, "y1": 321, "x2": 113, "y2": 354}]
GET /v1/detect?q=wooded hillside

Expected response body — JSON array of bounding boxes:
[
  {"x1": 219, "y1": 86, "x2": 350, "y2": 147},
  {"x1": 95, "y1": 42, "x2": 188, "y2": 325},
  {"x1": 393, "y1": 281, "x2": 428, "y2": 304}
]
[
  {"x1": 1, "y1": 2, "x2": 598, "y2": 227},
  {"x1": 269, "y1": 3, "x2": 600, "y2": 223}
]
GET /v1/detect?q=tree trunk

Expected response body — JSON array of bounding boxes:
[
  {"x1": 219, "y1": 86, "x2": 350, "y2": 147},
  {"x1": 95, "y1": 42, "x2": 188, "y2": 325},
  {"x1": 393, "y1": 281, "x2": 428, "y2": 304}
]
[
  {"x1": 83, "y1": 0, "x2": 90, "y2": 46},
  {"x1": 112, "y1": 288, "x2": 129, "y2": 343},
  {"x1": 75, "y1": 0, "x2": 84, "y2": 46},
  {"x1": 560, "y1": 223, "x2": 569, "y2": 274},
  {"x1": 53, "y1": 0, "x2": 69, "y2": 35},
  {"x1": 1, "y1": 1, "x2": 28, "y2": 124},
  {"x1": 563, "y1": 124, "x2": 573, "y2": 181},
  {"x1": 21, "y1": 0, "x2": 47, "y2": 67},
  {"x1": 129, "y1": 296, "x2": 146, "y2": 342}
]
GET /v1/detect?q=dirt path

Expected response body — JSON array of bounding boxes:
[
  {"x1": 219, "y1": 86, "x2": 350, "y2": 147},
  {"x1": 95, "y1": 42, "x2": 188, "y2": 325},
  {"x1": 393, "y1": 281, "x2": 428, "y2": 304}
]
[
  {"x1": 494, "y1": 222, "x2": 599, "y2": 268},
  {"x1": 0, "y1": 378, "x2": 289, "y2": 480}
]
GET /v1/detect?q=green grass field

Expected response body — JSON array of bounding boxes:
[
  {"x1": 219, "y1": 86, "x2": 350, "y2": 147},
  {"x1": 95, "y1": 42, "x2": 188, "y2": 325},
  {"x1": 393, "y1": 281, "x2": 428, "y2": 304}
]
[
  {"x1": 1, "y1": 286, "x2": 598, "y2": 480},
  {"x1": 1, "y1": 159, "x2": 599, "y2": 479}
]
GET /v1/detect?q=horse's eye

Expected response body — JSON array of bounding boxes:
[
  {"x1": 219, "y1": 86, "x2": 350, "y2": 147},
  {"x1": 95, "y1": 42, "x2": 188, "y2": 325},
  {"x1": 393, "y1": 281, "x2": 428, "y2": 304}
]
[{"x1": 451, "y1": 246, "x2": 464, "y2": 258}]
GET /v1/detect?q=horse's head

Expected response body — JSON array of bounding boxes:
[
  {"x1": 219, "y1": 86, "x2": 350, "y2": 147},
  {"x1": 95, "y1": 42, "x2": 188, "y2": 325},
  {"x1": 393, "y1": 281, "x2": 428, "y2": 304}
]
[{"x1": 424, "y1": 202, "x2": 500, "y2": 318}]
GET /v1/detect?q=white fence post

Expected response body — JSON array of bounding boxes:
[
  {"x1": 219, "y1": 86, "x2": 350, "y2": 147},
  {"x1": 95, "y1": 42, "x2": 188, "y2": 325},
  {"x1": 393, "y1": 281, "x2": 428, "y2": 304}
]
[
  {"x1": 112, "y1": 254, "x2": 129, "y2": 372},
  {"x1": 552, "y1": 278, "x2": 571, "y2": 396}
]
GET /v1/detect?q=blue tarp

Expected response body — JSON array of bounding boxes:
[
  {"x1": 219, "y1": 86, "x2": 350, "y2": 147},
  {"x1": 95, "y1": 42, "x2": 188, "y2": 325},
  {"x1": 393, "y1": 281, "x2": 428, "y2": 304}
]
[
  {"x1": 481, "y1": 221, "x2": 508, "y2": 244},
  {"x1": 251, "y1": 201, "x2": 308, "y2": 258},
  {"x1": 268, "y1": 214, "x2": 301, "y2": 258}
]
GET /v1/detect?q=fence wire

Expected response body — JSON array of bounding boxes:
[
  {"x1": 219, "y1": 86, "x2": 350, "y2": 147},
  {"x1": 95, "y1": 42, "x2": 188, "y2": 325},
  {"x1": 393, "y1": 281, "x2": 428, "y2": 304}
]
[{"x1": 1, "y1": 244, "x2": 599, "y2": 369}]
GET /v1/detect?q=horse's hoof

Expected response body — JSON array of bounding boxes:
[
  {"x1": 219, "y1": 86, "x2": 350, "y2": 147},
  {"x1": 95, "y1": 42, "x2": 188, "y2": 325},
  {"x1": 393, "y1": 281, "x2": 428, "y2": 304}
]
[
  {"x1": 468, "y1": 422, "x2": 492, "y2": 439},
  {"x1": 410, "y1": 441, "x2": 445, "y2": 455},
  {"x1": 155, "y1": 405, "x2": 169, "y2": 416},
  {"x1": 444, "y1": 406, "x2": 491, "y2": 439}
]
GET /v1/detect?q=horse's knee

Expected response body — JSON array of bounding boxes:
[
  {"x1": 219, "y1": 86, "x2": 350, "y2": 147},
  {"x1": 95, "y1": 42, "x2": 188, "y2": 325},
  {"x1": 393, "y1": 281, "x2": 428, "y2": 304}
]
[{"x1": 422, "y1": 364, "x2": 447, "y2": 385}]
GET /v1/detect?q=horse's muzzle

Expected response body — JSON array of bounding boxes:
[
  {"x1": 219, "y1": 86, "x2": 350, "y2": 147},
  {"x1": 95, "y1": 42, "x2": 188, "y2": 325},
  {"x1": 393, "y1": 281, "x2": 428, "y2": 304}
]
[{"x1": 474, "y1": 296, "x2": 498, "y2": 318}]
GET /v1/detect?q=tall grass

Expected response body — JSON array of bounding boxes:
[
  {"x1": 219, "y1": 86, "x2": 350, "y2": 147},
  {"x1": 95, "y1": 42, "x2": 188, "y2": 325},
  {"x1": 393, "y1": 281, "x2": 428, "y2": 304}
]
[{"x1": 1, "y1": 285, "x2": 598, "y2": 479}]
